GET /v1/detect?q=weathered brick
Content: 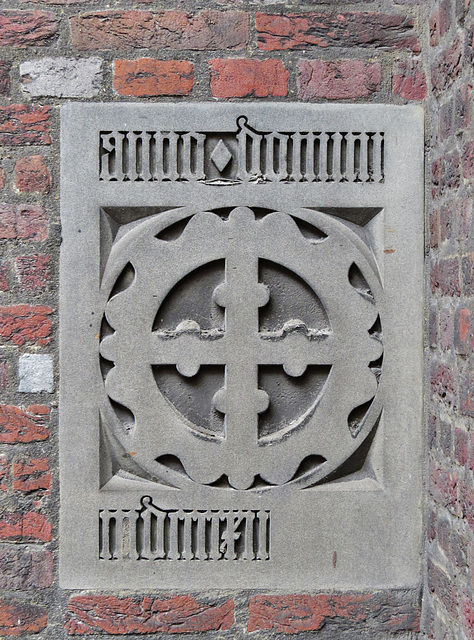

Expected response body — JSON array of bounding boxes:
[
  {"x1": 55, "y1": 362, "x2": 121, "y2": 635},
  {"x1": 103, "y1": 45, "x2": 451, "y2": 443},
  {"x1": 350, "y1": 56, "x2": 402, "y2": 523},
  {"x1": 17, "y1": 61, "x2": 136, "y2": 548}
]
[
  {"x1": 431, "y1": 258, "x2": 460, "y2": 297},
  {"x1": 0, "y1": 167, "x2": 5, "y2": 192},
  {"x1": 298, "y1": 59, "x2": 381, "y2": 100},
  {"x1": 440, "y1": 202, "x2": 453, "y2": 241},
  {"x1": 462, "y1": 253, "x2": 474, "y2": 296},
  {"x1": 439, "y1": 99, "x2": 454, "y2": 141},
  {"x1": 0, "y1": 511, "x2": 52, "y2": 542},
  {"x1": 12, "y1": 458, "x2": 50, "y2": 493},
  {"x1": 430, "y1": 462, "x2": 458, "y2": 513},
  {"x1": 14, "y1": 156, "x2": 51, "y2": 194},
  {"x1": 114, "y1": 59, "x2": 193, "y2": 97},
  {"x1": 65, "y1": 595, "x2": 234, "y2": 635},
  {"x1": 427, "y1": 559, "x2": 459, "y2": 616},
  {"x1": 454, "y1": 427, "x2": 469, "y2": 466},
  {"x1": 0, "y1": 360, "x2": 8, "y2": 391},
  {"x1": 431, "y1": 37, "x2": 463, "y2": 93},
  {"x1": 0, "y1": 105, "x2": 51, "y2": 146},
  {"x1": 210, "y1": 58, "x2": 288, "y2": 98},
  {"x1": 0, "y1": 454, "x2": 9, "y2": 491},
  {"x1": 256, "y1": 12, "x2": 420, "y2": 52},
  {"x1": 0, "y1": 598, "x2": 47, "y2": 636},
  {"x1": 0, "y1": 546, "x2": 53, "y2": 589},
  {"x1": 0, "y1": 261, "x2": 9, "y2": 292},
  {"x1": 462, "y1": 140, "x2": 474, "y2": 179},
  {"x1": 431, "y1": 151, "x2": 461, "y2": 198},
  {"x1": 431, "y1": 362, "x2": 456, "y2": 407},
  {"x1": 71, "y1": 11, "x2": 248, "y2": 51},
  {"x1": 0, "y1": 11, "x2": 57, "y2": 48},
  {"x1": 430, "y1": 10, "x2": 440, "y2": 47},
  {"x1": 22, "y1": 0, "x2": 91, "y2": 3},
  {"x1": 462, "y1": 597, "x2": 474, "y2": 638},
  {"x1": 15, "y1": 255, "x2": 50, "y2": 291},
  {"x1": 392, "y1": 60, "x2": 427, "y2": 101},
  {"x1": 439, "y1": 308, "x2": 454, "y2": 351},
  {"x1": 459, "y1": 480, "x2": 474, "y2": 531},
  {"x1": 455, "y1": 82, "x2": 472, "y2": 131},
  {"x1": 460, "y1": 369, "x2": 474, "y2": 417},
  {"x1": 439, "y1": 418, "x2": 453, "y2": 458},
  {"x1": 0, "y1": 305, "x2": 52, "y2": 346},
  {"x1": 454, "y1": 306, "x2": 471, "y2": 355},
  {"x1": 0, "y1": 405, "x2": 49, "y2": 444},
  {"x1": 0, "y1": 62, "x2": 10, "y2": 96},
  {"x1": 248, "y1": 592, "x2": 420, "y2": 633},
  {"x1": 430, "y1": 207, "x2": 439, "y2": 248},
  {"x1": 0, "y1": 205, "x2": 48, "y2": 242},
  {"x1": 20, "y1": 57, "x2": 103, "y2": 98}
]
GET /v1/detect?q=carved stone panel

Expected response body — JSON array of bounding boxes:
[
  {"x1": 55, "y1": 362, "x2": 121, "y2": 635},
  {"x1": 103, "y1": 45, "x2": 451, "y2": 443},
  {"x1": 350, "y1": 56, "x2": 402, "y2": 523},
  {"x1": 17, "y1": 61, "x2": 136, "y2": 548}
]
[{"x1": 60, "y1": 103, "x2": 424, "y2": 589}]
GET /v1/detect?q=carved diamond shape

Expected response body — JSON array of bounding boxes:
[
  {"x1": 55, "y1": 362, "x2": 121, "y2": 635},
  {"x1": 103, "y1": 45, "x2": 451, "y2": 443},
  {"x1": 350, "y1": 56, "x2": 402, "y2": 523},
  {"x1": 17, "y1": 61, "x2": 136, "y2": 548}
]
[{"x1": 210, "y1": 139, "x2": 232, "y2": 173}]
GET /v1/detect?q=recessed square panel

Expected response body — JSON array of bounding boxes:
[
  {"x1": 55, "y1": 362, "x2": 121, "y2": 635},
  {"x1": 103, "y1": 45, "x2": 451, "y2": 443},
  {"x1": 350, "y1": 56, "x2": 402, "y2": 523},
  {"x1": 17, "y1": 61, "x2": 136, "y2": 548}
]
[{"x1": 60, "y1": 103, "x2": 424, "y2": 589}]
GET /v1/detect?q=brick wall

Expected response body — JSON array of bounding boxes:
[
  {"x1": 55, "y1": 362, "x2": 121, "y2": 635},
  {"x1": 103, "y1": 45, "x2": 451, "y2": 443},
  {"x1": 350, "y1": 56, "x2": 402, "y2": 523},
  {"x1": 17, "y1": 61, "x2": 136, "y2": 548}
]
[
  {"x1": 0, "y1": 0, "x2": 470, "y2": 638},
  {"x1": 425, "y1": 0, "x2": 474, "y2": 638}
]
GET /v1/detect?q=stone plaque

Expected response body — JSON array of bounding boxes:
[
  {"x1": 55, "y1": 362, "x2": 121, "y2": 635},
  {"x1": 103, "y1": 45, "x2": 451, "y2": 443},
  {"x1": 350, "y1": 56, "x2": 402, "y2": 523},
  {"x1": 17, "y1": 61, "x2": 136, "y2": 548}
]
[{"x1": 60, "y1": 103, "x2": 424, "y2": 589}]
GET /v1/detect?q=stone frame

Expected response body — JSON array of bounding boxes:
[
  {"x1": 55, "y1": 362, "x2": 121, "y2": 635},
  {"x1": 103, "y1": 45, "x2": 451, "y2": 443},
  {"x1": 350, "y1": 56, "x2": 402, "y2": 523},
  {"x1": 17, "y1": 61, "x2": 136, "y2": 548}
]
[{"x1": 59, "y1": 103, "x2": 424, "y2": 590}]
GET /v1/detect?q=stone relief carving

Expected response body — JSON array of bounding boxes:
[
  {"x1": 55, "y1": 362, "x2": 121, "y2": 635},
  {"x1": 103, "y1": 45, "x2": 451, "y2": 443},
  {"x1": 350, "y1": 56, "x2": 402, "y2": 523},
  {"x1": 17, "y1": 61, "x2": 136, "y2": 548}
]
[{"x1": 99, "y1": 205, "x2": 383, "y2": 491}]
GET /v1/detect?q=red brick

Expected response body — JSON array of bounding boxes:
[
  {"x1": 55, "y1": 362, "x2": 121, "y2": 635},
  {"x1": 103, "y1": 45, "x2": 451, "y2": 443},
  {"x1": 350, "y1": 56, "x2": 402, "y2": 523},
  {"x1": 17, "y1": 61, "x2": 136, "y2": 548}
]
[
  {"x1": 12, "y1": 458, "x2": 50, "y2": 493},
  {"x1": 71, "y1": 11, "x2": 248, "y2": 51},
  {"x1": 0, "y1": 405, "x2": 50, "y2": 443},
  {"x1": 462, "y1": 597, "x2": 474, "y2": 638},
  {"x1": 298, "y1": 59, "x2": 381, "y2": 100},
  {"x1": 248, "y1": 593, "x2": 419, "y2": 634},
  {"x1": 65, "y1": 595, "x2": 234, "y2": 635},
  {"x1": 430, "y1": 462, "x2": 458, "y2": 513},
  {"x1": 0, "y1": 62, "x2": 10, "y2": 96},
  {"x1": 455, "y1": 306, "x2": 471, "y2": 355},
  {"x1": 0, "y1": 546, "x2": 53, "y2": 589},
  {"x1": 15, "y1": 255, "x2": 50, "y2": 291},
  {"x1": 462, "y1": 141, "x2": 474, "y2": 178},
  {"x1": 0, "y1": 205, "x2": 48, "y2": 242},
  {"x1": 431, "y1": 258, "x2": 460, "y2": 297},
  {"x1": 0, "y1": 167, "x2": 5, "y2": 192},
  {"x1": 256, "y1": 13, "x2": 420, "y2": 52},
  {"x1": 0, "y1": 511, "x2": 52, "y2": 542},
  {"x1": 0, "y1": 305, "x2": 52, "y2": 346},
  {"x1": 210, "y1": 58, "x2": 288, "y2": 98},
  {"x1": 0, "y1": 105, "x2": 51, "y2": 146},
  {"x1": 0, "y1": 11, "x2": 57, "y2": 48},
  {"x1": 392, "y1": 60, "x2": 427, "y2": 101},
  {"x1": 431, "y1": 37, "x2": 463, "y2": 94},
  {"x1": 114, "y1": 59, "x2": 193, "y2": 97},
  {"x1": 14, "y1": 155, "x2": 51, "y2": 194},
  {"x1": 0, "y1": 598, "x2": 47, "y2": 636}
]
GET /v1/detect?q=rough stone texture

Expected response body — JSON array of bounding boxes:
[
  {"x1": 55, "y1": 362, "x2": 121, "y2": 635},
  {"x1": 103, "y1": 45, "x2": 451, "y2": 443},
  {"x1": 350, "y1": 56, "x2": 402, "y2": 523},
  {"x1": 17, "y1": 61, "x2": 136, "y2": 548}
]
[
  {"x1": 0, "y1": 305, "x2": 52, "y2": 346},
  {"x1": 0, "y1": 598, "x2": 48, "y2": 636},
  {"x1": 0, "y1": 545, "x2": 53, "y2": 589},
  {"x1": 18, "y1": 354, "x2": 53, "y2": 393},
  {"x1": 0, "y1": 405, "x2": 50, "y2": 443},
  {"x1": 209, "y1": 58, "x2": 288, "y2": 97},
  {"x1": 0, "y1": 62, "x2": 10, "y2": 96},
  {"x1": 256, "y1": 12, "x2": 420, "y2": 52},
  {"x1": 0, "y1": 11, "x2": 58, "y2": 48},
  {"x1": 0, "y1": 105, "x2": 51, "y2": 146},
  {"x1": 297, "y1": 60, "x2": 381, "y2": 100},
  {"x1": 114, "y1": 59, "x2": 193, "y2": 97},
  {"x1": 14, "y1": 156, "x2": 51, "y2": 194},
  {"x1": 248, "y1": 592, "x2": 421, "y2": 633},
  {"x1": 65, "y1": 595, "x2": 234, "y2": 634},
  {"x1": 0, "y1": 205, "x2": 48, "y2": 241},
  {"x1": 392, "y1": 60, "x2": 428, "y2": 100},
  {"x1": 71, "y1": 11, "x2": 249, "y2": 51},
  {"x1": 20, "y1": 57, "x2": 103, "y2": 98}
]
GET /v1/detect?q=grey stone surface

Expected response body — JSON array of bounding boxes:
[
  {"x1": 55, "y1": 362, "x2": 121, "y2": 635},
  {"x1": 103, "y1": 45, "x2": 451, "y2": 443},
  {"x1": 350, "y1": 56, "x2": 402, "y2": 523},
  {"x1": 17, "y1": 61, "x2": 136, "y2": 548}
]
[
  {"x1": 60, "y1": 103, "x2": 424, "y2": 590},
  {"x1": 20, "y1": 57, "x2": 103, "y2": 98},
  {"x1": 19, "y1": 354, "x2": 53, "y2": 393}
]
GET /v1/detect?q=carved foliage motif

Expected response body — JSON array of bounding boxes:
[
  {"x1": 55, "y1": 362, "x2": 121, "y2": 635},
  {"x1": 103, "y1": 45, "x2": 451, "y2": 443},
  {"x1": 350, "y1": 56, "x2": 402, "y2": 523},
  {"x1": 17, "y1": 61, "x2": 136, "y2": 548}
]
[{"x1": 99, "y1": 206, "x2": 383, "y2": 491}]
